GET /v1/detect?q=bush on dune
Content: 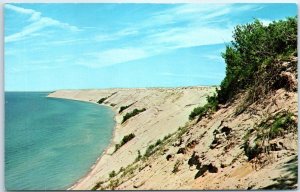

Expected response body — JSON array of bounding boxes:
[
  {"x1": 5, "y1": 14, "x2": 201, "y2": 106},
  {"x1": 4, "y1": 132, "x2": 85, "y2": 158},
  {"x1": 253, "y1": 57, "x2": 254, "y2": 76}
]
[
  {"x1": 122, "y1": 108, "x2": 146, "y2": 123},
  {"x1": 189, "y1": 16, "x2": 297, "y2": 120},
  {"x1": 218, "y1": 16, "x2": 297, "y2": 104}
]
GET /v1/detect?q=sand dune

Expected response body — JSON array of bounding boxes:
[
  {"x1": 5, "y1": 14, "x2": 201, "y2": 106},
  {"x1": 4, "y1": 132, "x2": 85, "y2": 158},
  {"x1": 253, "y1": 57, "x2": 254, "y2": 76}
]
[{"x1": 47, "y1": 86, "x2": 215, "y2": 190}]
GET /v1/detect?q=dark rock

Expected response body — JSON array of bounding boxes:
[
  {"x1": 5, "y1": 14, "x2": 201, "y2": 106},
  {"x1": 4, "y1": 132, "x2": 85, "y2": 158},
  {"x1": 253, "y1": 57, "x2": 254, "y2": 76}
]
[
  {"x1": 187, "y1": 140, "x2": 199, "y2": 149},
  {"x1": 207, "y1": 163, "x2": 218, "y2": 173},
  {"x1": 166, "y1": 154, "x2": 174, "y2": 161},
  {"x1": 220, "y1": 126, "x2": 232, "y2": 136},
  {"x1": 177, "y1": 147, "x2": 186, "y2": 154},
  {"x1": 194, "y1": 163, "x2": 218, "y2": 179},
  {"x1": 188, "y1": 152, "x2": 201, "y2": 169}
]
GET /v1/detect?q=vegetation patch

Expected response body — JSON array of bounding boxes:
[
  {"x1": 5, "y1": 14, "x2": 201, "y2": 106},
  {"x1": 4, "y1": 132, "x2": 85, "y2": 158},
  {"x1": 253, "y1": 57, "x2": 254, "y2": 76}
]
[
  {"x1": 172, "y1": 160, "x2": 183, "y2": 173},
  {"x1": 135, "y1": 150, "x2": 142, "y2": 162},
  {"x1": 122, "y1": 108, "x2": 146, "y2": 123},
  {"x1": 144, "y1": 142, "x2": 158, "y2": 158},
  {"x1": 97, "y1": 97, "x2": 107, "y2": 104},
  {"x1": 217, "y1": 17, "x2": 297, "y2": 104},
  {"x1": 109, "y1": 170, "x2": 116, "y2": 178},
  {"x1": 108, "y1": 179, "x2": 119, "y2": 190},
  {"x1": 243, "y1": 111, "x2": 297, "y2": 160},
  {"x1": 97, "y1": 92, "x2": 117, "y2": 104},
  {"x1": 143, "y1": 133, "x2": 176, "y2": 159},
  {"x1": 114, "y1": 133, "x2": 135, "y2": 152},
  {"x1": 92, "y1": 181, "x2": 104, "y2": 190},
  {"x1": 189, "y1": 93, "x2": 218, "y2": 120},
  {"x1": 119, "y1": 103, "x2": 135, "y2": 113}
]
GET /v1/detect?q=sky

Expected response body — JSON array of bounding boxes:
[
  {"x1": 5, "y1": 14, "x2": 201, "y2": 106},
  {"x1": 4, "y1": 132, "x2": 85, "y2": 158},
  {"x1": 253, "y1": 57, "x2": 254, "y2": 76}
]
[{"x1": 4, "y1": 3, "x2": 297, "y2": 91}]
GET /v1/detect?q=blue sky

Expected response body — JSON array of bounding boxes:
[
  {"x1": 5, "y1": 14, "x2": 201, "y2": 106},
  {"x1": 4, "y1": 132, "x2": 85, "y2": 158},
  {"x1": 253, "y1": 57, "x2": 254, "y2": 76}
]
[{"x1": 4, "y1": 3, "x2": 297, "y2": 91}]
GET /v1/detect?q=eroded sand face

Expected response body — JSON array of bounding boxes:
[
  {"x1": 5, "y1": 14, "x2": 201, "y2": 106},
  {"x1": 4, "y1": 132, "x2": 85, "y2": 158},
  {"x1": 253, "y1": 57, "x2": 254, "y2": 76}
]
[{"x1": 48, "y1": 87, "x2": 215, "y2": 190}]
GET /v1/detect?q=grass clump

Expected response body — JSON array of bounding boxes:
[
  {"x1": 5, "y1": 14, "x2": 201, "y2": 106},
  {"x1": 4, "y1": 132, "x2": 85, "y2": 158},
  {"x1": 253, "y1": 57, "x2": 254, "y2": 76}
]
[
  {"x1": 114, "y1": 133, "x2": 135, "y2": 152},
  {"x1": 92, "y1": 181, "x2": 104, "y2": 190},
  {"x1": 189, "y1": 93, "x2": 218, "y2": 120},
  {"x1": 244, "y1": 111, "x2": 296, "y2": 160},
  {"x1": 120, "y1": 163, "x2": 138, "y2": 178},
  {"x1": 257, "y1": 112, "x2": 296, "y2": 141},
  {"x1": 135, "y1": 150, "x2": 142, "y2": 162},
  {"x1": 109, "y1": 170, "x2": 116, "y2": 178},
  {"x1": 144, "y1": 139, "x2": 164, "y2": 158},
  {"x1": 172, "y1": 160, "x2": 182, "y2": 173},
  {"x1": 144, "y1": 144, "x2": 156, "y2": 158},
  {"x1": 122, "y1": 108, "x2": 146, "y2": 123},
  {"x1": 108, "y1": 179, "x2": 119, "y2": 190}
]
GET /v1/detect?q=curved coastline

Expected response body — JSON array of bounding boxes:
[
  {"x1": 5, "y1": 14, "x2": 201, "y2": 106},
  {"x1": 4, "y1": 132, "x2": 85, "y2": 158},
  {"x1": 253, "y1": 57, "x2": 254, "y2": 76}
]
[
  {"x1": 47, "y1": 87, "x2": 216, "y2": 190},
  {"x1": 47, "y1": 96, "x2": 118, "y2": 190}
]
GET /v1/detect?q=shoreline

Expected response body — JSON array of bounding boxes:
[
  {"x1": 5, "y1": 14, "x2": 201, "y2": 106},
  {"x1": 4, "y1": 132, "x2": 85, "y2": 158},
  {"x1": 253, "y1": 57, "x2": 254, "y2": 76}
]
[
  {"x1": 47, "y1": 96, "x2": 119, "y2": 190},
  {"x1": 47, "y1": 87, "x2": 216, "y2": 190},
  {"x1": 72, "y1": 103, "x2": 119, "y2": 190}
]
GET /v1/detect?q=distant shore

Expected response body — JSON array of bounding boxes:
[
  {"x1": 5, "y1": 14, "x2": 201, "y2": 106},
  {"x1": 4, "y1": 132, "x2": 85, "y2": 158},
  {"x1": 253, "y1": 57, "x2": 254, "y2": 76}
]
[{"x1": 47, "y1": 86, "x2": 215, "y2": 190}]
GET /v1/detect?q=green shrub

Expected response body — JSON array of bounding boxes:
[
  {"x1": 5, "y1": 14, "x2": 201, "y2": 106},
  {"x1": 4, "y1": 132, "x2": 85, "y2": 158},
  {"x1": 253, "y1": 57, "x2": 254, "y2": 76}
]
[
  {"x1": 97, "y1": 97, "x2": 107, "y2": 104},
  {"x1": 114, "y1": 133, "x2": 135, "y2": 152},
  {"x1": 189, "y1": 93, "x2": 218, "y2": 120},
  {"x1": 114, "y1": 144, "x2": 121, "y2": 152},
  {"x1": 91, "y1": 181, "x2": 105, "y2": 190},
  {"x1": 109, "y1": 170, "x2": 116, "y2": 178},
  {"x1": 119, "y1": 104, "x2": 134, "y2": 113},
  {"x1": 163, "y1": 134, "x2": 172, "y2": 141},
  {"x1": 135, "y1": 150, "x2": 142, "y2": 162},
  {"x1": 144, "y1": 144, "x2": 155, "y2": 158},
  {"x1": 121, "y1": 133, "x2": 135, "y2": 145},
  {"x1": 155, "y1": 139, "x2": 162, "y2": 146},
  {"x1": 218, "y1": 16, "x2": 297, "y2": 104},
  {"x1": 172, "y1": 160, "x2": 182, "y2": 173},
  {"x1": 244, "y1": 111, "x2": 296, "y2": 160},
  {"x1": 119, "y1": 167, "x2": 124, "y2": 173},
  {"x1": 122, "y1": 108, "x2": 146, "y2": 123},
  {"x1": 108, "y1": 179, "x2": 119, "y2": 190}
]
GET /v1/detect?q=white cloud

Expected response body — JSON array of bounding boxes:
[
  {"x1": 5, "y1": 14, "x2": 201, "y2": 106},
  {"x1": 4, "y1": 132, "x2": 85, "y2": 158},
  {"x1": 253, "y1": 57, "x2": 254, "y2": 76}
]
[
  {"x1": 79, "y1": 4, "x2": 236, "y2": 68},
  {"x1": 5, "y1": 4, "x2": 41, "y2": 21},
  {"x1": 142, "y1": 4, "x2": 263, "y2": 49},
  {"x1": 5, "y1": 4, "x2": 80, "y2": 43},
  {"x1": 77, "y1": 48, "x2": 148, "y2": 68},
  {"x1": 260, "y1": 19, "x2": 273, "y2": 26},
  {"x1": 147, "y1": 26, "x2": 232, "y2": 49},
  {"x1": 94, "y1": 28, "x2": 139, "y2": 42}
]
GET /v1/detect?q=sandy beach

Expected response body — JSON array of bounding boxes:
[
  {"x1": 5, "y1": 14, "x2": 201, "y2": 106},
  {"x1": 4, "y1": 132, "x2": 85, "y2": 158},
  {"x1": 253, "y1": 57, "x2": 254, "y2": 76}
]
[{"x1": 47, "y1": 86, "x2": 216, "y2": 190}]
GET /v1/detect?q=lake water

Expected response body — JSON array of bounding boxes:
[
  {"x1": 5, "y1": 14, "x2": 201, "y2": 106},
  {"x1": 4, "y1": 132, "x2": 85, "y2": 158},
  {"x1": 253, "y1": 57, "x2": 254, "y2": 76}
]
[{"x1": 5, "y1": 92, "x2": 115, "y2": 190}]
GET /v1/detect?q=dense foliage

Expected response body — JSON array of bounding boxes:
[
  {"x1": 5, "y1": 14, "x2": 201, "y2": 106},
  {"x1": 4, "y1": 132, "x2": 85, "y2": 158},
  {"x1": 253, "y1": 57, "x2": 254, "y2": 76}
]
[
  {"x1": 218, "y1": 16, "x2": 297, "y2": 104},
  {"x1": 189, "y1": 16, "x2": 297, "y2": 120},
  {"x1": 122, "y1": 108, "x2": 146, "y2": 123}
]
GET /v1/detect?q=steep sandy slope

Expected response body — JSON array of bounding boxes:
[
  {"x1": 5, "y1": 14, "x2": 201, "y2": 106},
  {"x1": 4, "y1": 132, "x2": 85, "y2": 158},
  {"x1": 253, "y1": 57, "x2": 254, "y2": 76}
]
[
  {"x1": 47, "y1": 86, "x2": 215, "y2": 189},
  {"x1": 92, "y1": 58, "x2": 297, "y2": 190}
]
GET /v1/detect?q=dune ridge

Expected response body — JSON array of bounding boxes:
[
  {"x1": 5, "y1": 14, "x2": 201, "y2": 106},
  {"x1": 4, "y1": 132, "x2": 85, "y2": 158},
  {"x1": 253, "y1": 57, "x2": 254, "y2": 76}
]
[{"x1": 47, "y1": 86, "x2": 216, "y2": 190}]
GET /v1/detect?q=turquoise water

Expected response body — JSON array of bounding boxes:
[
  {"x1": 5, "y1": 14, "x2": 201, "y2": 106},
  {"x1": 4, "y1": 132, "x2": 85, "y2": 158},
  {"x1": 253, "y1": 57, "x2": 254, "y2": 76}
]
[{"x1": 5, "y1": 92, "x2": 115, "y2": 190}]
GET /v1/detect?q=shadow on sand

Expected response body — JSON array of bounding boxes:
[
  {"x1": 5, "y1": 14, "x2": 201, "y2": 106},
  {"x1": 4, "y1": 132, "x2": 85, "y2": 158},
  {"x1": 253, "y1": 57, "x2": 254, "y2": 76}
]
[{"x1": 262, "y1": 155, "x2": 298, "y2": 190}]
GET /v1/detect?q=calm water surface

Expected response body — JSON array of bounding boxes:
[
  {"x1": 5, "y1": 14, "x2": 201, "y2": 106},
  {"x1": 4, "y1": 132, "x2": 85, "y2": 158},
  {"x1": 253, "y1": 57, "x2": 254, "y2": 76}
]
[{"x1": 5, "y1": 92, "x2": 115, "y2": 190}]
